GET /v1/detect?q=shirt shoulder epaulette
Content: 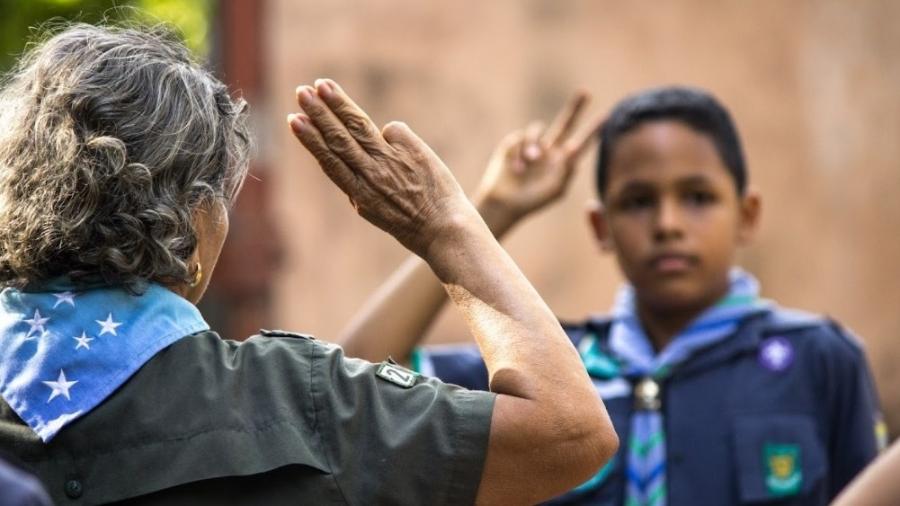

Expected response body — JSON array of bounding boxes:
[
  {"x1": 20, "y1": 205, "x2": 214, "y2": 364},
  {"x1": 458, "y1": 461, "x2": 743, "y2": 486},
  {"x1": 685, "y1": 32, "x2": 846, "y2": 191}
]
[
  {"x1": 760, "y1": 307, "x2": 866, "y2": 359},
  {"x1": 760, "y1": 307, "x2": 824, "y2": 333},
  {"x1": 258, "y1": 328, "x2": 316, "y2": 340}
]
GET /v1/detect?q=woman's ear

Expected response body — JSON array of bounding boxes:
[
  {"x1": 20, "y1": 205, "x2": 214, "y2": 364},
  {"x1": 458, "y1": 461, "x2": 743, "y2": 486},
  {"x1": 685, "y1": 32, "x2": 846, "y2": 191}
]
[
  {"x1": 737, "y1": 188, "x2": 762, "y2": 245},
  {"x1": 586, "y1": 199, "x2": 614, "y2": 252}
]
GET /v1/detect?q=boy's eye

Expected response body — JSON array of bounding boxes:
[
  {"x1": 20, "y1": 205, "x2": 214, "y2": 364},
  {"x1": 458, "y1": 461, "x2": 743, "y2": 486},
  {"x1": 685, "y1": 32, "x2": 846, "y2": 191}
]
[
  {"x1": 683, "y1": 190, "x2": 716, "y2": 206},
  {"x1": 619, "y1": 194, "x2": 655, "y2": 211}
]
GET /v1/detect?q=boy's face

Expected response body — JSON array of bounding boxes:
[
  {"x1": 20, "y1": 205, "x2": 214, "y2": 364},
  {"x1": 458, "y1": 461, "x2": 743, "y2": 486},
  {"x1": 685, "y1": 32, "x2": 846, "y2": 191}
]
[{"x1": 589, "y1": 120, "x2": 760, "y2": 314}]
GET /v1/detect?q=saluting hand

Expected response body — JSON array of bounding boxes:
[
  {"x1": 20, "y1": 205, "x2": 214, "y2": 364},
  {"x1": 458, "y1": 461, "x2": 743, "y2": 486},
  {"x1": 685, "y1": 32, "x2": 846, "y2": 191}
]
[
  {"x1": 288, "y1": 79, "x2": 477, "y2": 257},
  {"x1": 473, "y1": 91, "x2": 602, "y2": 236}
]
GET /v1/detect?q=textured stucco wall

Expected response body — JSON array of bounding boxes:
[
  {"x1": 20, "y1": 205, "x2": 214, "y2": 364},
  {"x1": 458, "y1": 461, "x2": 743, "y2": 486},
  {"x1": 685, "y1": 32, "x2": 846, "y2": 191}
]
[{"x1": 259, "y1": 0, "x2": 900, "y2": 431}]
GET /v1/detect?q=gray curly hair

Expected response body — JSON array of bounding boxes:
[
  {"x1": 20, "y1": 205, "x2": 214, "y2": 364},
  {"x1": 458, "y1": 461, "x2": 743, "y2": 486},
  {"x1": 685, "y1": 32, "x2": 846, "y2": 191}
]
[{"x1": 0, "y1": 23, "x2": 251, "y2": 290}]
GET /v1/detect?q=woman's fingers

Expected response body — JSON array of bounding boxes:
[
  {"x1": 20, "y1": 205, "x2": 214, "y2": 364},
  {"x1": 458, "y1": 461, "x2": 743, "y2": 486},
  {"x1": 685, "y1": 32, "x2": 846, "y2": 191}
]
[
  {"x1": 296, "y1": 85, "x2": 372, "y2": 169},
  {"x1": 314, "y1": 79, "x2": 386, "y2": 154},
  {"x1": 381, "y1": 121, "x2": 422, "y2": 153},
  {"x1": 287, "y1": 112, "x2": 359, "y2": 194}
]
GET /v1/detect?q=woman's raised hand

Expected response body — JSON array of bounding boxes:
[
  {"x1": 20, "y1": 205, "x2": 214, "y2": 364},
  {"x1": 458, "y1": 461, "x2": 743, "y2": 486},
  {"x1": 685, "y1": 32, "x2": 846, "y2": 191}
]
[{"x1": 288, "y1": 79, "x2": 476, "y2": 256}]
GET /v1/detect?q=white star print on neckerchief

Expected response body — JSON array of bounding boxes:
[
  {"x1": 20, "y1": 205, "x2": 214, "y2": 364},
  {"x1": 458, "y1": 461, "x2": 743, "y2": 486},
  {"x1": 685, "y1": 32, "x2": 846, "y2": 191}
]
[
  {"x1": 52, "y1": 291, "x2": 76, "y2": 308},
  {"x1": 0, "y1": 281, "x2": 210, "y2": 441},
  {"x1": 73, "y1": 332, "x2": 93, "y2": 350},
  {"x1": 96, "y1": 314, "x2": 122, "y2": 336},
  {"x1": 22, "y1": 309, "x2": 50, "y2": 338},
  {"x1": 42, "y1": 370, "x2": 77, "y2": 402}
]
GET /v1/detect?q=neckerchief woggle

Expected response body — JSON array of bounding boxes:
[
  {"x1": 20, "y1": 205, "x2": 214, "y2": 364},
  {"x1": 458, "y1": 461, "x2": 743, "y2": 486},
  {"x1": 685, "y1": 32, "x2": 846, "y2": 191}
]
[
  {"x1": 574, "y1": 268, "x2": 771, "y2": 505},
  {"x1": 0, "y1": 279, "x2": 208, "y2": 442}
]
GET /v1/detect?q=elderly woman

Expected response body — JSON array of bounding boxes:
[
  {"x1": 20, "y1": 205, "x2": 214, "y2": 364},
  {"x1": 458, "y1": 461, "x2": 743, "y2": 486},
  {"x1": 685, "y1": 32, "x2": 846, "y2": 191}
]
[{"x1": 0, "y1": 24, "x2": 616, "y2": 505}]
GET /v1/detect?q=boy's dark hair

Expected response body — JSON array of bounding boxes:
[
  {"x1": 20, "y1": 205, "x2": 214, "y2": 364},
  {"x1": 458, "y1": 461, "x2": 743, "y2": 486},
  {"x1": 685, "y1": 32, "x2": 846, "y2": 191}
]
[{"x1": 596, "y1": 86, "x2": 747, "y2": 196}]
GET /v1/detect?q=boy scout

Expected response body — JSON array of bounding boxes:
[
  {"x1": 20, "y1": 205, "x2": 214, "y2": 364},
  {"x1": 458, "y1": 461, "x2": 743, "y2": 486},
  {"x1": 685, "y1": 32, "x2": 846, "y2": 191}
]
[
  {"x1": 0, "y1": 25, "x2": 617, "y2": 505},
  {"x1": 340, "y1": 86, "x2": 882, "y2": 504}
]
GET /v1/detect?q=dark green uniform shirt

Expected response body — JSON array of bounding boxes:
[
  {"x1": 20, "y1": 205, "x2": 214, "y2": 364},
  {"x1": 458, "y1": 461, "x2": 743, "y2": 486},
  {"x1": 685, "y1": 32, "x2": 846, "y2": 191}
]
[{"x1": 0, "y1": 330, "x2": 495, "y2": 505}]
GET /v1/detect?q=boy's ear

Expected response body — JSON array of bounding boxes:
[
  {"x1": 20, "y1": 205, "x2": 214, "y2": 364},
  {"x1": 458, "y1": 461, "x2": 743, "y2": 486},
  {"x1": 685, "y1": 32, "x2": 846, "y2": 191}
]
[
  {"x1": 737, "y1": 188, "x2": 762, "y2": 244},
  {"x1": 586, "y1": 199, "x2": 614, "y2": 252}
]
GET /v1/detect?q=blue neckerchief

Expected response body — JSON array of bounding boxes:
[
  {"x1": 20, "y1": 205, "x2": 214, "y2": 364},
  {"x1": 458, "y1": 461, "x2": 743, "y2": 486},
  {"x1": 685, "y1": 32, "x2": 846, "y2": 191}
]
[
  {"x1": 0, "y1": 281, "x2": 208, "y2": 442},
  {"x1": 609, "y1": 268, "x2": 771, "y2": 378},
  {"x1": 576, "y1": 268, "x2": 771, "y2": 505}
]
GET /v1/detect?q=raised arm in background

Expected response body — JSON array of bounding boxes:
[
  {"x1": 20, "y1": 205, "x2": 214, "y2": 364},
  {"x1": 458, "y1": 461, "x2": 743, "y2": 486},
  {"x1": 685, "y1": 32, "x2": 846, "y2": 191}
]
[
  {"x1": 288, "y1": 80, "x2": 616, "y2": 505},
  {"x1": 338, "y1": 90, "x2": 600, "y2": 363}
]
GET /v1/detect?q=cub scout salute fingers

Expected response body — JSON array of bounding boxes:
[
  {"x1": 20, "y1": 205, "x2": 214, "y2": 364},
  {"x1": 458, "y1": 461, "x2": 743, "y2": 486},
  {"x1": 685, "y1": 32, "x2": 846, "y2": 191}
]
[
  {"x1": 522, "y1": 121, "x2": 545, "y2": 163},
  {"x1": 496, "y1": 129, "x2": 526, "y2": 175},
  {"x1": 543, "y1": 89, "x2": 590, "y2": 147},
  {"x1": 567, "y1": 113, "x2": 604, "y2": 162}
]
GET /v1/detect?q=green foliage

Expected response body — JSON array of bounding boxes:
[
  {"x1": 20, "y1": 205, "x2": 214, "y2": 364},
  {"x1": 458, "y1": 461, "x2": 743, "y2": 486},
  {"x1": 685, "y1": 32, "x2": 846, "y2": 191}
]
[
  {"x1": 0, "y1": 0, "x2": 213, "y2": 72},
  {"x1": 135, "y1": 0, "x2": 212, "y2": 56}
]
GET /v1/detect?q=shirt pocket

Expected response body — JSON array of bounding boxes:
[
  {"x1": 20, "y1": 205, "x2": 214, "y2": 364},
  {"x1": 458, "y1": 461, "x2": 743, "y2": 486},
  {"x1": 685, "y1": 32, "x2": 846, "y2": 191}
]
[{"x1": 732, "y1": 414, "x2": 828, "y2": 504}]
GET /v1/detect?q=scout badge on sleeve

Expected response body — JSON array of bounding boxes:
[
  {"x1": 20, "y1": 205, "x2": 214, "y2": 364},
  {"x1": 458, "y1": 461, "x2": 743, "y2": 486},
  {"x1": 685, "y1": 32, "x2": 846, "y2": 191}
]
[
  {"x1": 764, "y1": 443, "x2": 802, "y2": 496},
  {"x1": 376, "y1": 361, "x2": 417, "y2": 388}
]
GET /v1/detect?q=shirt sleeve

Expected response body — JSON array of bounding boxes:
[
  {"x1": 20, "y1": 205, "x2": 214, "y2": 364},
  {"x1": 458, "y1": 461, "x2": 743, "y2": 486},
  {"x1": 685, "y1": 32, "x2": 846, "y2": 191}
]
[
  {"x1": 819, "y1": 322, "x2": 882, "y2": 498},
  {"x1": 0, "y1": 456, "x2": 53, "y2": 506},
  {"x1": 312, "y1": 342, "x2": 495, "y2": 506},
  {"x1": 410, "y1": 344, "x2": 490, "y2": 391}
]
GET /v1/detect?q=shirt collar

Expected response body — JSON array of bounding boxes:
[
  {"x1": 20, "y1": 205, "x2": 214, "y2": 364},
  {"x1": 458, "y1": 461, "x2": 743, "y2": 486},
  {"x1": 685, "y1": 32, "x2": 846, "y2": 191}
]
[
  {"x1": 606, "y1": 268, "x2": 771, "y2": 376},
  {"x1": 0, "y1": 280, "x2": 208, "y2": 442}
]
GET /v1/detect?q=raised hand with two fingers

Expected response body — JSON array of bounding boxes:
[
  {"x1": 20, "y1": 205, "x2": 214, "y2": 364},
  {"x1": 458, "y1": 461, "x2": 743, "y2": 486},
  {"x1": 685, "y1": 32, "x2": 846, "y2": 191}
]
[{"x1": 474, "y1": 90, "x2": 603, "y2": 235}]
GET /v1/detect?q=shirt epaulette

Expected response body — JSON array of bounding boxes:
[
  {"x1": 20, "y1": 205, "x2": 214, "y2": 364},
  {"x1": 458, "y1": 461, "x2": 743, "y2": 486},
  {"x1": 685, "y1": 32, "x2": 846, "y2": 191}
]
[
  {"x1": 759, "y1": 308, "x2": 826, "y2": 334},
  {"x1": 760, "y1": 309, "x2": 866, "y2": 353},
  {"x1": 258, "y1": 328, "x2": 316, "y2": 340}
]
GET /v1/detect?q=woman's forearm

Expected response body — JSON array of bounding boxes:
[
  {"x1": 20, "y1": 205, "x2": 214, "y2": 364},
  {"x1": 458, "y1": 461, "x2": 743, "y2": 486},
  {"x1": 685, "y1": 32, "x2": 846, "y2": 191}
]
[{"x1": 338, "y1": 197, "x2": 519, "y2": 363}]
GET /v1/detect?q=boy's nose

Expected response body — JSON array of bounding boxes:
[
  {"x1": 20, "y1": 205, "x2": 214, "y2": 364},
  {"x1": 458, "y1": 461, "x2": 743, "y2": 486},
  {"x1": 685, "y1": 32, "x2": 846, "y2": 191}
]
[{"x1": 653, "y1": 197, "x2": 684, "y2": 241}]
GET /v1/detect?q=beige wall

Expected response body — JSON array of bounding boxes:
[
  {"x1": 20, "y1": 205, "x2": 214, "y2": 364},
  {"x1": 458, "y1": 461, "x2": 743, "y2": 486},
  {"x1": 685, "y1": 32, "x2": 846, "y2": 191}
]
[{"x1": 260, "y1": 0, "x2": 900, "y2": 430}]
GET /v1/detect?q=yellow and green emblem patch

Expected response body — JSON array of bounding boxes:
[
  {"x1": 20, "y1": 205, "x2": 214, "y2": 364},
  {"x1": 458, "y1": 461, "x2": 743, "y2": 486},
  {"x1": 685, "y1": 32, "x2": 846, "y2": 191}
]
[{"x1": 764, "y1": 443, "x2": 802, "y2": 496}]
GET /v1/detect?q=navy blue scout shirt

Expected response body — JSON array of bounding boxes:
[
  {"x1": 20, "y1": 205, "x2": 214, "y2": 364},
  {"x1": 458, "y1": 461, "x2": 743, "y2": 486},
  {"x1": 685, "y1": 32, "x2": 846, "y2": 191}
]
[{"x1": 411, "y1": 308, "x2": 882, "y2": 505}]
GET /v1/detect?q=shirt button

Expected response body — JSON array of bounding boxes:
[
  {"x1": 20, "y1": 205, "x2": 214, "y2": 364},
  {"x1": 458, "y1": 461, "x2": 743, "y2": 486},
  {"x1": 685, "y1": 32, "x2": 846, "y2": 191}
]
[{"x1": 64, "y1": 479, "x2": 83, "y2": 499}]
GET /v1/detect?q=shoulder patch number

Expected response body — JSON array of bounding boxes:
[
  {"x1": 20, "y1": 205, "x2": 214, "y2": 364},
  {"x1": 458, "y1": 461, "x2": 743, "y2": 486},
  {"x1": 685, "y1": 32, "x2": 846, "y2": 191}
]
[{"x1": 376, "y1": 362, "x2": 417, "y2": 388}]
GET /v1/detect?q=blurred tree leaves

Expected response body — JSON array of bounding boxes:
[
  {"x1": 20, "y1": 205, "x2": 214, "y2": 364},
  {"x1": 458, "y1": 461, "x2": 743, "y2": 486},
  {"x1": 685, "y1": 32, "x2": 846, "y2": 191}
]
[{"x1": 0, "y1": 0, "x2": 213, "y2": 72}]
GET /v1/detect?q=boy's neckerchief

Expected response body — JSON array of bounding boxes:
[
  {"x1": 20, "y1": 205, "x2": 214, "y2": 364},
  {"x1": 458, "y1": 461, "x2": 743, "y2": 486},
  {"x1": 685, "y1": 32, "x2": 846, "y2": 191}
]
[
  {"x1": 577, "y1": 268, "x2": 771, "y2": 505},
  {"x1": 0, "y1": 280, "x2": 208, "y2": 442}
]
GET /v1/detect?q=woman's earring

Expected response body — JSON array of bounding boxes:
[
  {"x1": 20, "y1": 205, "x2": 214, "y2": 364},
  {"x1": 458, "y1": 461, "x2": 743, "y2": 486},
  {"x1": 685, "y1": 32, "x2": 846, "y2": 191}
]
[{"x1": 189, "y1": 262, "x2": 203, "y2": 288}]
